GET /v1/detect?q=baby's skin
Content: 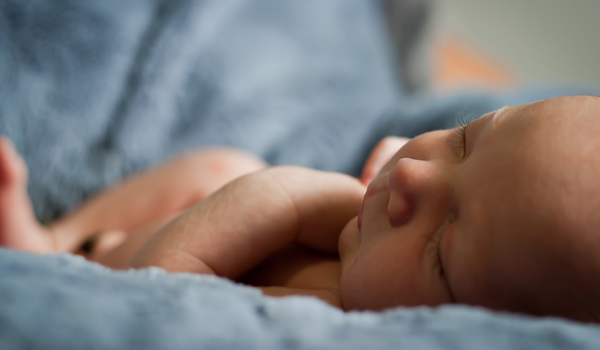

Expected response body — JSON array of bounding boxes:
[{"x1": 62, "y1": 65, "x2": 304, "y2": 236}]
[
  {"x1": 0, "y1": 142, "x2": 267, "y2": 264},
  {"x1": 341, "y1": 95, "x2": 600, "y2": 321},
  {"x1": 131, "y1": 95, "x2": 600, "y2": 322},
  {"x1": 2, "y1": 95, "x2": 600, "y2": 322},
  {"x1": 129, "y1": 166, "x2": 365, "y2": 307}
]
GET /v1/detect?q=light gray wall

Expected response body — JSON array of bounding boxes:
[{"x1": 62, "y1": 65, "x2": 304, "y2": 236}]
[{"x1": 437, "y1": 0, "x2": 600, "y2": 85}]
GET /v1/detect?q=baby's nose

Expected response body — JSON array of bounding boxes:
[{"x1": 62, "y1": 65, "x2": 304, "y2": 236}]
[{"x1": 387, "y1": 158, "x2": 435, "y2": 224}]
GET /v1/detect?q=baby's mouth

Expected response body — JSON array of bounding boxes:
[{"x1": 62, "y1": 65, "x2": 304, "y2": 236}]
[{"x1": 357, "y1": 199, "x2": 364, "y2": 234}]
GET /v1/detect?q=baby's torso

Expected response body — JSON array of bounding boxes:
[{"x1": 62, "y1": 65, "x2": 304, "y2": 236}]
[{"x1": 242, "y1": 242, "x2": 343, "y2": 308}]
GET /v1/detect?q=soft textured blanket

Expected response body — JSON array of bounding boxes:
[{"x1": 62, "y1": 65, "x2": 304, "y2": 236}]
[
  {"x1": 2, "y1": 250, "x2": 600, "y2": 349},
  {"x1": 1, "y1": 0, "x2": 599, "y2": 348}
]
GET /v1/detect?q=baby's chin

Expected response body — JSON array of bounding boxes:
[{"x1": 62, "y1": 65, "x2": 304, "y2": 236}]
[{"x1": 338, "y1": 267, "x2": 384, "y2": 312}]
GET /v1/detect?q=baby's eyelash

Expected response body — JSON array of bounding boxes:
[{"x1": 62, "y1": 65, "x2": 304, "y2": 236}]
[
  {"x1": 450, "y1": 125, "x2": 467, "y2": 156},
  {"x1": 449, "y1": 112, "x2": 474, "y2": 158},
  {"x1": 451, "y1": 111, "x2": 474, "y2": 129}
]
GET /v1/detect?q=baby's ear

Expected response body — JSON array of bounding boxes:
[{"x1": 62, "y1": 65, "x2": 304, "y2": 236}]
[{"x1": 360, "y1": 137, "x2": 410, "y2": 185}]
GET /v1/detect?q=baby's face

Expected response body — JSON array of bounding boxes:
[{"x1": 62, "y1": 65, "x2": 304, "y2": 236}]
[{"x1": 339, "y1": 96, "x2": 600, "y2": 319}]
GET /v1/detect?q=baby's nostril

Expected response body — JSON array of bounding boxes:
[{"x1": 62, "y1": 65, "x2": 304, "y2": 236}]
[{"x1": 387, "y1": 191, "x2": 412, "y2": 225}]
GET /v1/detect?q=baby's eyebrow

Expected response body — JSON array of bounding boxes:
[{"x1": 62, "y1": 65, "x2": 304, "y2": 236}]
[
  {"x1": 489, "y1": 105, "x2": 513, "y2": 126},
  {"x1": 495, "y1": 105, "x2": 510, "y2": 116}
]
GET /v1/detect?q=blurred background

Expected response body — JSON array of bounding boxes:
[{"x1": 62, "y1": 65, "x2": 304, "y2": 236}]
[{"x1": 430, "y1": 0, "x2": 600, "y2": 89}]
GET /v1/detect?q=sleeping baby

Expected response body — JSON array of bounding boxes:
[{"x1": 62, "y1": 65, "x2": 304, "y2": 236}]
[{"x1": 2, "y1": 95, "x2": 600, "y2": 322}]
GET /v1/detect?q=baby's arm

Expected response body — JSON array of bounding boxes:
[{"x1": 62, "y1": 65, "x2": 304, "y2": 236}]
[
  {"x1": 49, "y1": 148, "x2": 266, "y2": 252},
  {"x1": 129, "y1": 166, "x2": 365, "y2": 280}
]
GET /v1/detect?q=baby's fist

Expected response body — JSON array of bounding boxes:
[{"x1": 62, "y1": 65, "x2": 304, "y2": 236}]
[{"x1": 360, "y1": 136, "x2": 410, "y2": 185}]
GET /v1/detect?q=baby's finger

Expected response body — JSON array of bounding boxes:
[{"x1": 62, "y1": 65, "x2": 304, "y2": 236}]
[{"x1": 360, "y1": 137, "x2": 410, "y2": 185}]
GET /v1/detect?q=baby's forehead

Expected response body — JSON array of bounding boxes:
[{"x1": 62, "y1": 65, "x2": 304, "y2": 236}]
[
  {"x1": 461, "y1": 97, "x2": 600, "y2": 257},
  {"x1": 498, "y1": 97, "x2": 600, "y2": 169},
  {"x1": 520, "y1": 95, "x2": 600, "y2": 127},
  {"x1": 472, "y1": 95, "x2": 600, "y2": 272}
]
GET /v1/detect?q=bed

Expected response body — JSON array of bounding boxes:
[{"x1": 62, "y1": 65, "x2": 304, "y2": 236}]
[{"x1": 1, "y1": 0, "x2": 599, "y2": 348}]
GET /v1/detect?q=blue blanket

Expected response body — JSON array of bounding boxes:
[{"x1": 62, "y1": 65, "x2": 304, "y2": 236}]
[{"x1": 1, "y1": 0, "x2": 599, "y2": 348}]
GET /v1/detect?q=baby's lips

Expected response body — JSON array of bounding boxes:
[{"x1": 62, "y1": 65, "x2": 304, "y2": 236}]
[{"x1": 357, "y1": 200, "x2": 364, "y2": 233}]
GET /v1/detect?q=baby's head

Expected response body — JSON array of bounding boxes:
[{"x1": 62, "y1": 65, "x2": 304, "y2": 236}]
[{"x1": 339, "y1": 95, "x2": 600, "y2": 321}]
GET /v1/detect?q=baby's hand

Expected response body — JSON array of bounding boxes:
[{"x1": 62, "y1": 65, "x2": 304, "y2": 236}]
[{"x1": 360, "y1": 137, "x2": 410, "y2": 185}]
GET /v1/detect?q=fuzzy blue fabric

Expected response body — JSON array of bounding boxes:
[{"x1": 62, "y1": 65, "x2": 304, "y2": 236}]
[
  {"x1": 2, "y1": 249, "x2": 600, "y2": 350},
  {"x1": 1, "y1": 0, "x2": 599, "y2": 348}
]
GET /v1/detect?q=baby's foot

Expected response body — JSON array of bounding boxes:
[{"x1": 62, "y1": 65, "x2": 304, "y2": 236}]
[{"x1": 0, "y1": 137, "x2": 54, "y2": 253}]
